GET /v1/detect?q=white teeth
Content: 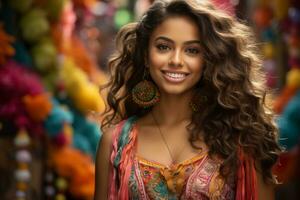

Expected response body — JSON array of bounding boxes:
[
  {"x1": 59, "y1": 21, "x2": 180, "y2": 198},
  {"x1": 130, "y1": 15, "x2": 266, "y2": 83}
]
[{"x1": 165, "y1": 72, "x2": 186, "y2": 78}]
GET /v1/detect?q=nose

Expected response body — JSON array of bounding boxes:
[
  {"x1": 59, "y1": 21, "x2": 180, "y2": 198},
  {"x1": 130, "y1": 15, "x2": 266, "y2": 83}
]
[{"x1": 168, "y1": 49, "x2": 183, "y2": 67}]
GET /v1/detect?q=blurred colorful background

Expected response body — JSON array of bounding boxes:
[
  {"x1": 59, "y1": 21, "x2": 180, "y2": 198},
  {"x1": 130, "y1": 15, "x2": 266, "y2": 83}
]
[{"x1": 0, "y1": 0, "x2": 299, "y2": 199}]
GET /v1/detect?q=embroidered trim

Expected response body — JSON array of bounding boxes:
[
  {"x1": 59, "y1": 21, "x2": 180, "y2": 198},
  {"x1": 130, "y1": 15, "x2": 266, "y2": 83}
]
[
  {"x1": 136, "y1": 152, "x2": 207, "y2": 169},
  {"x1": 134, "y1": 156, "x2": 149, "y2": 200},
  {"x1": 184, "y1": 155, "x2": 221, "y2": 198}
]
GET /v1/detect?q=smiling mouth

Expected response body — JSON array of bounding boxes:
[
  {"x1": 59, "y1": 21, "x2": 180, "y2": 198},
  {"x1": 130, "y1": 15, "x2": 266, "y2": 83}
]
[{"x1": 161, "y1": 70, "x2": 189, "y2": 83}]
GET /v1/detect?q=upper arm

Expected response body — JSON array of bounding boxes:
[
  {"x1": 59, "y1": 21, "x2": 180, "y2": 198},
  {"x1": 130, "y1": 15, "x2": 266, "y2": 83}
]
[
  {"x1": 94, "y1": 127, "x2": 114, "y2": 200},
  {"x1": 256, "y1": 165, "x2": 275, "y2": 200}
]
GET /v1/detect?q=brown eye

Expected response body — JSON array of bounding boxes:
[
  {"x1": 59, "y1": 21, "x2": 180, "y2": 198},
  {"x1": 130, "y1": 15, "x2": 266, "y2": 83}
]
[
  {"x1": 156, "y1": 44, "x2": 171, "y2": 51},
  {"x1": 186, "y1": 48, "x2": 200, "y2": 55}
]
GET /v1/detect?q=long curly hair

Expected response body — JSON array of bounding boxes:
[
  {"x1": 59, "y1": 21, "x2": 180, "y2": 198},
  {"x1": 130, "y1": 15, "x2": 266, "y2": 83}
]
[{"x1": 102, "y1": 0, "x2": 281, "y2": 184}]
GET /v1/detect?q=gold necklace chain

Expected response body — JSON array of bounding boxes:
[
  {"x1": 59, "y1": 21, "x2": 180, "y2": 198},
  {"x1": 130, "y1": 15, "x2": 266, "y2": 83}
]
[{"x1": 151, "y1": 111, "x2": 187, "y2": 165}]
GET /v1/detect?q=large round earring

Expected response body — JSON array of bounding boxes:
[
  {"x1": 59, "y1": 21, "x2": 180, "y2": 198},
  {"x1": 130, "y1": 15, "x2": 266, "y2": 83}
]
[{"x1": 131, "y1": 69, "x2": 160, "y2": 108}]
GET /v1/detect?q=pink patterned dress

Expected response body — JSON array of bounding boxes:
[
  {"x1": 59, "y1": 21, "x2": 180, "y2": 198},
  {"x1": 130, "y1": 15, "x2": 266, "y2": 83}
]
[{"x1": 108, "y1": 117, "x2": 235, "y2": 200}]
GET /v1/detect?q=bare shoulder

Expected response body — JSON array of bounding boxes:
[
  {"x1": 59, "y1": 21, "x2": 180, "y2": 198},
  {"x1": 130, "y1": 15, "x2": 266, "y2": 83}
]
[
  {"x1": 96, "y1": 125, "x2": 116, "y2": 163},
  {"x1": 96, "y1": 126, "x2": 115, "y2": 159},
  {"x1": 100, "y1": 126, "x2": 115, "y2": 147},
  {"x1": 94, "y1": 125, "x2": 115, "y2": 200}
]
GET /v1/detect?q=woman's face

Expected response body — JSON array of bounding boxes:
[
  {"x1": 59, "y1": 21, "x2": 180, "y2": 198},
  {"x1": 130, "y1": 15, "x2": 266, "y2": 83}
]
[{"x1": 148, "y1": 15, "x2": 204, "y2": 97}]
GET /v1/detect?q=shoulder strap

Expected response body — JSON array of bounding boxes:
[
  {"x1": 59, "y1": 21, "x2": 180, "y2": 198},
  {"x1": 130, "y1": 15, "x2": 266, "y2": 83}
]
[
  {"x1": 108, "y1": 116, "x2": 138, "y2": 200},
  {"x1": 113, "y1": 116, "x2": 138, "y2": 168}
]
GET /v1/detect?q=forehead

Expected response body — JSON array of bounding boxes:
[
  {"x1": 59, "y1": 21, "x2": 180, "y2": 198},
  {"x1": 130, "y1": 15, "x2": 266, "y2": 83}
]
[{"x1": 150, "y1": 15, "x2": 201, "y2": 43}]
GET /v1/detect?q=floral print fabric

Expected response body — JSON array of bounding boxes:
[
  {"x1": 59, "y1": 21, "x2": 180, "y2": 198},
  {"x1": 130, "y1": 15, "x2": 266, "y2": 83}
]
[{"x1": 109, "y1": 118, "x2": 235, "y2": 200}]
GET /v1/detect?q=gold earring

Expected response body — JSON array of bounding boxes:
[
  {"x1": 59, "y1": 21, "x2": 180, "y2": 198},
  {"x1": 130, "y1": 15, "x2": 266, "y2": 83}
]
[{"x1": 131, "y1": 69, "x2": 160, "y2": 108}]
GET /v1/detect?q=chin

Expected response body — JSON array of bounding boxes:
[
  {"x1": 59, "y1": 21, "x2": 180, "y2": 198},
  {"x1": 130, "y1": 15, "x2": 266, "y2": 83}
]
[{"x1": 159, "y1": 85, "x2": 194, "y2": 96}]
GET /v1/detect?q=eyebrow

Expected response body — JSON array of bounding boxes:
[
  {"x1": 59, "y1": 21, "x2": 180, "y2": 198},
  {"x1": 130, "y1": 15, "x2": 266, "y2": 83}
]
[{"x1": 154, "y1": 36, "x2": 201, "y2": 45}]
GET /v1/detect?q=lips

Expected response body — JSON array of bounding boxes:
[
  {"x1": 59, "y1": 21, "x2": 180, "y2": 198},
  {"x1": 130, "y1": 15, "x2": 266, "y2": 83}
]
[{"x1": 161, "y1": 70, "x2": 189, "y2": 83}]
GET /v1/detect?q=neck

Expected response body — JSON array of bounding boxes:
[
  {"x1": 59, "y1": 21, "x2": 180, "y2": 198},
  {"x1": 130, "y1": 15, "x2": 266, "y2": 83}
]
[{"x1": 151, "y1": 92, "x2": 193, "y2": 126}]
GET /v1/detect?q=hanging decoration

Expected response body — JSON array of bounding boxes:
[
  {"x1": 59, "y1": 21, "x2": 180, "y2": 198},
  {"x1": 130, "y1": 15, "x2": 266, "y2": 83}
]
[
  {"x1": 0, "y1": 25, "x2": 15, "y2": 65},
  {"x1": 14, "y1": 129, "x2": 32, "y2": 200},
  {"x1": 255, "y1": 0, "x2": 300, "y2": 186},
  {"x1": 253, "y1": 3, "x2": 278, "y2": 89},
  {"x1": 0, "y1": 0, "x2": 107, "y2": 198}
]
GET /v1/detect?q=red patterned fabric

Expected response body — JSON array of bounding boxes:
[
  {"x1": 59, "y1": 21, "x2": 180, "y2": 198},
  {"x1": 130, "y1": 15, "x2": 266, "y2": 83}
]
[{"x1": 236, "y1": 147, "x2": 258, "y2": 200}]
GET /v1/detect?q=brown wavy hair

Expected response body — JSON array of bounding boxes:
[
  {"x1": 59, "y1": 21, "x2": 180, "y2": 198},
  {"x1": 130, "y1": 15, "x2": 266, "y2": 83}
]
[{"x1": 101, "y1": 0, "x2": 281, "y2": 184}]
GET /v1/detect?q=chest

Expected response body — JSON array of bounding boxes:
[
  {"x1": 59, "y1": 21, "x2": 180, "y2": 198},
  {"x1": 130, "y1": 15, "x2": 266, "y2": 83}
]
[{"x1": 136, "y1": 125, "x2": 206, "y2": 167}]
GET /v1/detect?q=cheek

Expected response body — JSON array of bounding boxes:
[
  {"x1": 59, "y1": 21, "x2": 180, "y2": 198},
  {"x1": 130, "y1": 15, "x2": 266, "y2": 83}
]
[
  {"x1": 148, "y1": 48, "x2": 168, "y2": 69},
  {"x1": 188, "y1": 57, "x2": 204, "y2": 74}
]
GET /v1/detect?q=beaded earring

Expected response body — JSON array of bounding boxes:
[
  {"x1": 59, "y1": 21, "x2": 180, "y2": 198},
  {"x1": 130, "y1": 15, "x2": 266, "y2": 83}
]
[{"x1": 132, "y1": 68, "x2": 160, "y2": 108}]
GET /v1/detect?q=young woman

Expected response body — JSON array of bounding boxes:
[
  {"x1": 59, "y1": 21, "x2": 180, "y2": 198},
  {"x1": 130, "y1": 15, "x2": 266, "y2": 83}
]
[{"x1": 95, "y1": 0, "x2": 281, "y2": 199}]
